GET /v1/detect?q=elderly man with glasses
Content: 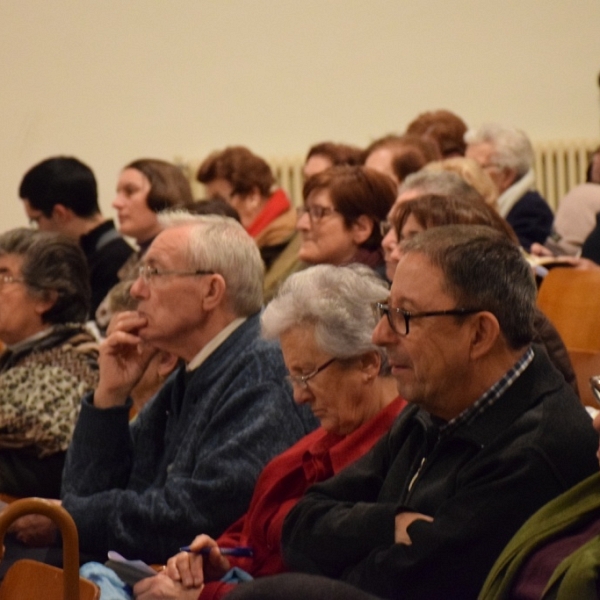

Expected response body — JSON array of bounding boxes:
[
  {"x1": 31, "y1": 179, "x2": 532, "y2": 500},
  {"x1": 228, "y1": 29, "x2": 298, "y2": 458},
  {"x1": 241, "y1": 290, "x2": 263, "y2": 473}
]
[
  {"x1": 226, "y1": 225, "x2": 598, "y2": 600},
  {"x1": 9, "y1": 213, "x2": 316, "y2": 566}
]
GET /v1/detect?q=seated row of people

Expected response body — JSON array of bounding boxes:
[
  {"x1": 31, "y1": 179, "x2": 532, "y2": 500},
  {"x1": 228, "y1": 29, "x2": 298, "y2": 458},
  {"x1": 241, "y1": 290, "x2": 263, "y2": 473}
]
[{"x1": 2, "y1": 206, "x2": 599, "y2": 598}]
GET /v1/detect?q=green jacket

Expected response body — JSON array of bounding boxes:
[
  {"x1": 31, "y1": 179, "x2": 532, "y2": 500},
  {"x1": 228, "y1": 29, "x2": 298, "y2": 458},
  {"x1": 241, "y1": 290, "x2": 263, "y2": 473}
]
[{"x1": 480, "y1": 472, "x2": 600, "y2": 600}]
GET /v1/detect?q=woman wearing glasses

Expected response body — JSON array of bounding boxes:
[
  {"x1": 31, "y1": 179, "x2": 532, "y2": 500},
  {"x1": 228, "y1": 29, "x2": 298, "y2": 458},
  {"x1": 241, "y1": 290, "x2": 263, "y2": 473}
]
[
  {"x1": 0, "y1": 228, "x2": 98, "y2": 497},
  {"x1": 296, "y1": 166, "x2": 396, "y2": 278},
  {"x1": 133, "y1": 264, "x2": 406, "y2": 600}
]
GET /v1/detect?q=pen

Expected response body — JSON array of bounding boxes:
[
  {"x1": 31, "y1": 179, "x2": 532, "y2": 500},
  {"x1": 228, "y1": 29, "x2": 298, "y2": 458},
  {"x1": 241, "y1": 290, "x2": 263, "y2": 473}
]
[{"x1": 179, "y1": 545, "x2": 254, "y2": 557}]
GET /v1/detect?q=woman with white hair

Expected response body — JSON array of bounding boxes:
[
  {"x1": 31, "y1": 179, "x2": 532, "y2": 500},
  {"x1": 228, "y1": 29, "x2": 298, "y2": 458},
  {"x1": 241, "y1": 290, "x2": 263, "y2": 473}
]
[
  {"x1": 465, "y1": 123, "x2": 554, "y2": 250},
  {"x1": 134, "y1": 264, "x2": 406, "y2": 600}
]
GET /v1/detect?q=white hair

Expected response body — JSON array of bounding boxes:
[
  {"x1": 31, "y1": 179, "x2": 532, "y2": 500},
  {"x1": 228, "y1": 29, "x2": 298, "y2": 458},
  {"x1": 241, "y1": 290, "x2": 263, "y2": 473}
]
[
  {"x1": 159, "y1": 211, "x2": 264, "y2": 316},
  {"x1": 262, "y1": 264, "x2": 389, "y2": 363},
  {"x1": 464, "y1": 123, "x2": 534, "y2": 178}
]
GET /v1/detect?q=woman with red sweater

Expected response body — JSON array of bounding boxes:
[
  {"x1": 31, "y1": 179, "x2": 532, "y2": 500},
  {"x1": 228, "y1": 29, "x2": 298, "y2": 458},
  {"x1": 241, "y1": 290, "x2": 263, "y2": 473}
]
[{"x1": 134, "y1": 264, "x2": 406, "y2": 600}]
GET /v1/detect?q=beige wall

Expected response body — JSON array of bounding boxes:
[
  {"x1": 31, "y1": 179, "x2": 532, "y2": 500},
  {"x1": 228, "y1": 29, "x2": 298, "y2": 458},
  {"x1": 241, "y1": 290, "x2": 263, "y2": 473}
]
[{"x1": 2, "y1": 1, "x2": 600, "y2": 231}]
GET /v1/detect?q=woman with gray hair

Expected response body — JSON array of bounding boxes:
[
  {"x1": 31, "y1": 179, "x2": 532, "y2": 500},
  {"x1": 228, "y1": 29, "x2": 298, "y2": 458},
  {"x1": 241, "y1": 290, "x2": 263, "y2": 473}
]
[
  {"x1": 134, "y1": 264, "x2": 406, "y2": 600},
  {"x1": 0, "y1": 228, "x2": 98, "y2": 497}
]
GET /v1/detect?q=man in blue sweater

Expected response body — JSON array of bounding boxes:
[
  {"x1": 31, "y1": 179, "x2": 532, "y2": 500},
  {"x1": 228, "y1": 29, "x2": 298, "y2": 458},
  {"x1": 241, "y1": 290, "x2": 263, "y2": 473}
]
[{"x1": 10, "y1": 213, "x2": 316, "y2": 564}]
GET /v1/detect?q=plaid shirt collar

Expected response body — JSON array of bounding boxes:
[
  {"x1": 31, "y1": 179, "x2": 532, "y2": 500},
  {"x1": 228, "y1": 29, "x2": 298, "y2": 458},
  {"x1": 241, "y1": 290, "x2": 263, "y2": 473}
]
[{"x1": 439, "y1": 346, "x2": 535, "y2": 437}]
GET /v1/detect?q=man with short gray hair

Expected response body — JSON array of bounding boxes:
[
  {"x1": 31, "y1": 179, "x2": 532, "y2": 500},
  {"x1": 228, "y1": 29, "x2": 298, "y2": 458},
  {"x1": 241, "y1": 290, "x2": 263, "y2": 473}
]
[
  {"x1": 11, "y1": 214, "x2": 316, "y2": 565},
  {"x1": 465, "y1": 123, "x2": 554, "y2": 249}
]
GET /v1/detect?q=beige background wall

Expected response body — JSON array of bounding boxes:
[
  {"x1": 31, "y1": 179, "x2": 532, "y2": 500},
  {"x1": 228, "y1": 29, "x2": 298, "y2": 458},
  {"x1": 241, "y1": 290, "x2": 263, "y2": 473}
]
[{"x1": 2, "y1": 1, "x2": 599, "y2": 231}]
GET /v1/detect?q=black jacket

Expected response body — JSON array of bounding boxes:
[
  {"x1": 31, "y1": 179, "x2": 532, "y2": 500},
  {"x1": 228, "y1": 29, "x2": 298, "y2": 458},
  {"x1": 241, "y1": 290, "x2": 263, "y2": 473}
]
[{"x1": 282, "y1": 348, "x2": 598, "y2": 600}]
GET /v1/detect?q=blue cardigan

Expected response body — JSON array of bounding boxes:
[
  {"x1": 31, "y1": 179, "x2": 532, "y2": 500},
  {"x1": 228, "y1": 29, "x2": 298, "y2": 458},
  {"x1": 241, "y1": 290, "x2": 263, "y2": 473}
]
[{"x1": 62, "y1": 313, "x2": 317, "y2": 564}]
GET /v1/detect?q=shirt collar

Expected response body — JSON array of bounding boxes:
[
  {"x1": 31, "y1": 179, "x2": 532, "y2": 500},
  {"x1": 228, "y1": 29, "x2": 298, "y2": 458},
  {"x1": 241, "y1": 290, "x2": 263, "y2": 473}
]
[
  {"x1": 440, "y1": 346, "x2": 535, "y2": 437},
  {"x1": 186, "y1": 317, "x2": 247, "y2": 372}
]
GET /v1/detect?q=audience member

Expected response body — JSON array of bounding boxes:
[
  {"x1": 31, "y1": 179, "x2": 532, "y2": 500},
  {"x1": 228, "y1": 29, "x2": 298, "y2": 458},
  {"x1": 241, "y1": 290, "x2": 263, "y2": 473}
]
[
  {"x1": 197, "y1": 146, "x2": 296, "y2": 270},
  {"x1": 303, "y1": 142, "x2": 364, "y2": 180},
  {"x1": 95, "y1": 158, "x2": 194, "y2": 330},
  {"x1": 264, "y1": 142, "x2": 365, "y2": 303},
  {"x1": 532, "y1": 183, "x2": 600, "y2": 256},
  {"x1": 405, "y1": 109, "x2": 468, "y2": 157},
  {"x1": 9, "y1": 214, "x2": 316, "y2": 565},
  {"x1": 18, "y1": 156, "x2": 133, "y2": 314},
  {"x1": 228, "y1": 225, "x2": 597, "y2": 600},
  {"x1": 133, "y1": 264, "x2": 406, "y2": 599},
  {"x1": 465, "y1": 123, "x2": 554, "y2": 250},
  {"x1": 0, "y1": 228, "x2": 98, "y2": 497},
  {"x1": 424, "y1": 156, "x2": 499, "y2": 207},
  {"x1": 297, "y1": 165, "x2": 395, "y2": 276},
  {"x1": 364, "y1": 134, "x2": 439, "y2": 185},
  {"x1": 380, "y1": 170, "x2": 490, "y2": 281},
  {"x1": 389, "y1": 193, "x2": 577, "y2": 394}
]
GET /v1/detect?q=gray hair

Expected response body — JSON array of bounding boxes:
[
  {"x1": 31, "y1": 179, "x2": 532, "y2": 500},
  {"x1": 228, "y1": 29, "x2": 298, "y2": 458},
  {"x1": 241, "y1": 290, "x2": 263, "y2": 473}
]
[
  {"x1": 0, "y1": 228, "x2": 90, "y2": 323},
  {"x1": 262, "y1": 264, "x2": 389, "y2": 364},
  {"x1": 399, "y1": 170, "x2": 483, "y2": 204},
  {"x1": 464, "y1": 123, "x2": 534, "y2": 178},
  {"x1": 401, "y1": 225, "x2": 535, "y2": 349},
  {"x1": 159, "y1": 211, "x2": 264, "y2": 316}
]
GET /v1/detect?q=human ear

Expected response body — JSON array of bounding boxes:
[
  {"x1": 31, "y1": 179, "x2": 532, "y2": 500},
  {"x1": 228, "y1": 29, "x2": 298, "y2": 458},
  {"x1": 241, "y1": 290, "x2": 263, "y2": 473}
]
[
  {"x1": 358, "y1": 350, "x2": 382, "y2": 380},
  {"x1": 468, "y1": 312, "x2": 501, "y2": 360},
  {"x1": 351, "y1": 215, "x2": 374, "y2": 245},
  {"x1": 34, "y1": 289, "x2": 59, "y2": 316},
  {"x1": 201, "y1": 274, "x2": 227, "y2": 311}
]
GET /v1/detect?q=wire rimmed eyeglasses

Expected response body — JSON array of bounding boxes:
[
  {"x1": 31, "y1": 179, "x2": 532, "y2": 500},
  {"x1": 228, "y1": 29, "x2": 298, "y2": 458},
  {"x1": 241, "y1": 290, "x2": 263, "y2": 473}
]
[
  {"x1": 298, "y1": 205, "x2": 337, "y2": 223},
  {"x1": 286, "y1": 357, "x2": 337, "y2": 390},
  {"x1": 373, "y1": 302, "x2": 481, "y2": 336},
  {"x1": 137, "y1": 264, "x2": 215, "y2": 284}
]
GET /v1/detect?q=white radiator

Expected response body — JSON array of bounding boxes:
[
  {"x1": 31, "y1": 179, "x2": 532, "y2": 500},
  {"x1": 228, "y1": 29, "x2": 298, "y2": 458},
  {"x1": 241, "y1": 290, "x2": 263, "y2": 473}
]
[
  {"x1": 533, "y1": 139, "x2": 599, "y2": 211},
  {"x1": 177, "y1": 139, "x2": 600, "y2": 212}
]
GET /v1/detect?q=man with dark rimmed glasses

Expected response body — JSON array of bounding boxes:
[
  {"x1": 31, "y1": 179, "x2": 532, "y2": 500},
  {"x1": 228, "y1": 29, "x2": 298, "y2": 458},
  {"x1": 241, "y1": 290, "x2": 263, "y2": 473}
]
[{"x1": 228, "y1": 225, "x2": 598, "y2": 600}]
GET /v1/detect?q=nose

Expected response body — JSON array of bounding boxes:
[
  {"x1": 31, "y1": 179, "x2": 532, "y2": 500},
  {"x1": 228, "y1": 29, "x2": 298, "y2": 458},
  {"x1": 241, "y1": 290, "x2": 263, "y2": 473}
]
[
  {"x1": 389, "y1": 244, "x2": 403, "y2": 265},
  {"x1": 112, "y1": 193, "x2": 124, "y2": 210},
  {"x1": 382, "y1": 229, "x2": 398, "y2": 256},
  {"x1": 130, "y1": 274, "x2": 148, "y2": 300},
  {"x1": 296, "y1": 210, "x2": 311, "y2": 231},
  {"x1": 372, "y1": 313, "x2": 397, "y2": 347},
  {"x1": 291, "y1": 383, "x2": 313, "y2": 406}
]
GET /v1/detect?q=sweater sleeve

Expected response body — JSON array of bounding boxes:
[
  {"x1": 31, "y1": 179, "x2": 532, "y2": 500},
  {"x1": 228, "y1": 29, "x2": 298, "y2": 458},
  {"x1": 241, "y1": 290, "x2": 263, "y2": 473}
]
[{"x1": 62, "y1": 373, "x2": 311, "y2": 564}]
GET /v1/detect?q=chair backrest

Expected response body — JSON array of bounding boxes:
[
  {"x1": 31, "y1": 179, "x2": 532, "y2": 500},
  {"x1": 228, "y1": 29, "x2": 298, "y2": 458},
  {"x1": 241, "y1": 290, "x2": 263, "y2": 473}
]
[
  {"x1": 0, "y1": 499, "x2": 99, "y2": 600},
  {"x1": 537, "y1": 267, "x2": 600, "y2": 352},
  {"x1": 567, "y1": 349, "x2": 600, "y2": 408}
]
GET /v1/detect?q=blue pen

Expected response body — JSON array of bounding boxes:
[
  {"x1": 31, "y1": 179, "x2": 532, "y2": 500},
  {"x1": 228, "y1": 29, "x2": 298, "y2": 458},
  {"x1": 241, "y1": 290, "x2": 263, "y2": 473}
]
[{"x1": 179, "y1": 545, "x2": 254, "y2": 557}]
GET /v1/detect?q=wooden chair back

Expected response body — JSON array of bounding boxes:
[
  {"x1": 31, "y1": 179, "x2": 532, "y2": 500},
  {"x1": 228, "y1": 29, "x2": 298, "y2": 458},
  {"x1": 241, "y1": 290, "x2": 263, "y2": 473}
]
[
  {"x1": 0, "y1": 498, "x2": 99, "y2": 600},
  {"x1": 537, "y1": 267, "x2": 600, "y2": 352}
]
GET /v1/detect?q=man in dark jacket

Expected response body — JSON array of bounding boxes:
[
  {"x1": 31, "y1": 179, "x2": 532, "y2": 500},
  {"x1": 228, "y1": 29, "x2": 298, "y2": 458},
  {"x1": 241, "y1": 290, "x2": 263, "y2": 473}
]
[{"x1": 226, "y1": 225, "x2": 597, "y2": 600}]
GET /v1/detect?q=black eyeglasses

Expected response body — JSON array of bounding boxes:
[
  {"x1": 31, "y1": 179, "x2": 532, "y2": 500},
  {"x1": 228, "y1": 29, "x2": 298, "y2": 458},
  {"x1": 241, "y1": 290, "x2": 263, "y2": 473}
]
[
  {"x1": 286, "y1": 357, "x2": 337, "y2": 390},
  {"x1": 373, "y1": 302, "x2": 481, "y2": 336}
]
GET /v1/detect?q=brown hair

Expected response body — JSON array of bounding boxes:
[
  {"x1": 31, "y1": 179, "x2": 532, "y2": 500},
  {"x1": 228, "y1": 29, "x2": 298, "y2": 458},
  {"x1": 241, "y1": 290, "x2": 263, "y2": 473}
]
[
  {"x1": 125, "y1": 159, "x2": 193, "y2": 213},
  {"x1": 393, "y1": 193, "x2": 518, "y2": 244},
  {"x1": 305, "y1": 142, "x2": 364, "y2": 167},
  {"x1": 303, "y1": 166, "x2": 396, "y2": 250},
  {"x1": 196, "y1": 146, "x2": 275, "y2": 198},
  {"x1": 406, "y1": 109, "x2": 468, "y2": 158}
]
